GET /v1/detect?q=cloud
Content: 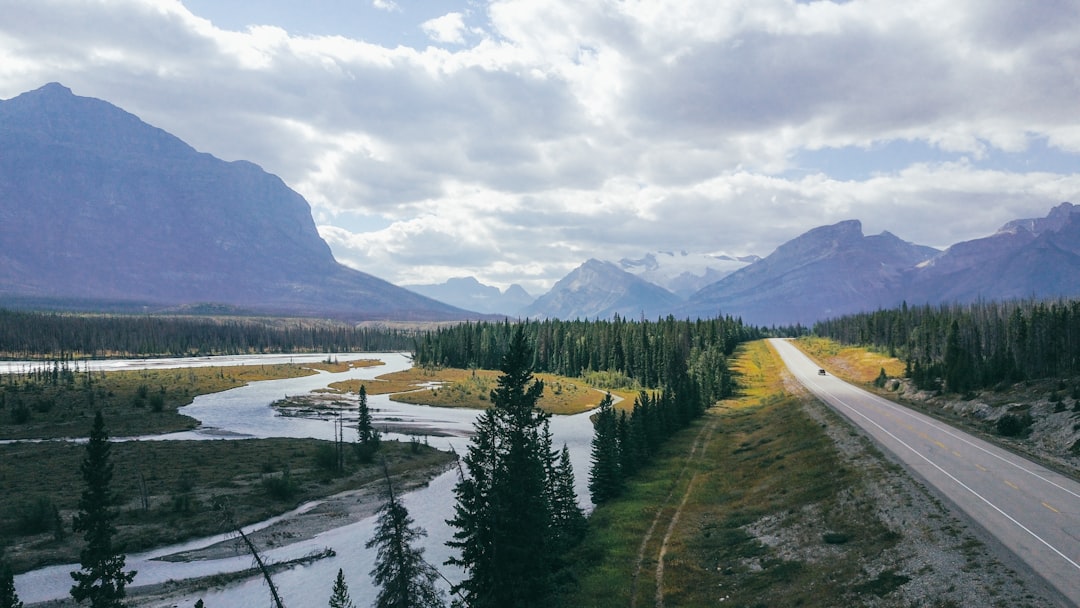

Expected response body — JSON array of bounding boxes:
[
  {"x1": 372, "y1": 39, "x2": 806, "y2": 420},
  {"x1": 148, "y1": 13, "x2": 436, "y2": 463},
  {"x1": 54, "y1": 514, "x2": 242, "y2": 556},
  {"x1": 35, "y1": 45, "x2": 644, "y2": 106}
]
[
  {"x1": 1, "y1": 0, "x2": 1078, "y2": 292},
  {"x1": 372, "y1": 0, "x2": 399, "y2": 12},
  {"x1": 421, "y1": 12, "x2": 467, "y2": 45}
]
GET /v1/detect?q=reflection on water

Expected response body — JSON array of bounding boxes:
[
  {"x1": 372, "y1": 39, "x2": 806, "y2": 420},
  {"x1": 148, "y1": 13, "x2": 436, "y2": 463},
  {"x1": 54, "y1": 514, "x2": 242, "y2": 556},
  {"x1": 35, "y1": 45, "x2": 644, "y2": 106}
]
[{"x1": 14, "y1": 353, "x2": 598, "y2": 607}]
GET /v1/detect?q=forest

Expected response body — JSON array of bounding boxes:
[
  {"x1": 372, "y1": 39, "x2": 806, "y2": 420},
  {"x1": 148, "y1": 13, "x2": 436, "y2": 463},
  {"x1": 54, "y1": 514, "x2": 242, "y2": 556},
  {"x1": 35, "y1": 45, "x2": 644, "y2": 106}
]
[
  {"x1": 0, "y1": 310, "x2": 415, "y2": 357},
  {"x1": 414, "y1": 314, "x2": 759, "y2": 397},
  {"x1": 813, "y1": 298, "x2": 1080, "y2": 393}
]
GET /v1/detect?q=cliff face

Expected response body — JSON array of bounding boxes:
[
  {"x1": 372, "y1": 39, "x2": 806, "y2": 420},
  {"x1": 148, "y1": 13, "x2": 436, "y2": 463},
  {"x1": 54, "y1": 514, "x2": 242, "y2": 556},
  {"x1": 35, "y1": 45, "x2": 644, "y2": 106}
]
[{"x1": 0, "y1": 83, "x2": 468, "y2": 320}]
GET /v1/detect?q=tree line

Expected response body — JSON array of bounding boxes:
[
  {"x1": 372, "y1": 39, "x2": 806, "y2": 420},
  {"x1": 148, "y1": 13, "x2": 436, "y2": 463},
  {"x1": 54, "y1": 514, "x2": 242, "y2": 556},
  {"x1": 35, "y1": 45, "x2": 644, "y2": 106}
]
[
  {"x1": 0, "y1": 310, "x2": 416, "y2": 358},
  {"x1": 813, "y1": 299, "x2": 1080, "y2": 393},
  {"x1": 414, "y1": 315, "x2": 758, "y2": 396}
]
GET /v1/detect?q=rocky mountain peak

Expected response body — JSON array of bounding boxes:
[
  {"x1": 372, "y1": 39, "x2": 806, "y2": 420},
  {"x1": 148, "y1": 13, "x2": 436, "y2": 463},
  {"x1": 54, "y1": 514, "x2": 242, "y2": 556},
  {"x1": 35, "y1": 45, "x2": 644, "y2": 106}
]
[{"x1": 998, "y1": 202, "x2": 1078, "y2": 237}]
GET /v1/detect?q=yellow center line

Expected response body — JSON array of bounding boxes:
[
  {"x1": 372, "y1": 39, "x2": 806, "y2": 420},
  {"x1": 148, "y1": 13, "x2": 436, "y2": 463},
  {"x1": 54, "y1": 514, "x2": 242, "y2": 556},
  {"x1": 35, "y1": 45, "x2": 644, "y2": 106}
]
[
  {"x1": 975, "y1": 464, "x2": 988, "y2": 472},
  {"x1": 1005, "y1": 480, "x2": 1019, "y2": 490},
  {"x1": 934, "y1": 440, "x2": 946, "y2": 449},
  {"x1": 952, "y1": 450, "x2": 962, "y2": 458},
  {"x1": 1042, "y1": 502, "x2": 1060, "y2": 514}
]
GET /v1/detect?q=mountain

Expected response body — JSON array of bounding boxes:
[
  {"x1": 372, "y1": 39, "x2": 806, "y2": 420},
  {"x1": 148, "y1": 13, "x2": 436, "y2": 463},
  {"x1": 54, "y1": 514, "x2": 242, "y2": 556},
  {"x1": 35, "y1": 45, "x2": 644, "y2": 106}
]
[
  {"x1": 905, "y1": 202, "x2": 1080, "y2": 303},
  {"x1": 406, "y1": 277, "x2": 534, "y2": 316},
  {"x1": 682, "y1": 221, "x2": 940, "y2": 326},
  {"x1": 522, "y1": 259, "x2": 682, "y2": 320},
  {"x1": 0, "y1": 83, "x2": 469, "y2": 320},
  {"x1": 617, "y1": 251, "x2": 760, "y2": 298}
]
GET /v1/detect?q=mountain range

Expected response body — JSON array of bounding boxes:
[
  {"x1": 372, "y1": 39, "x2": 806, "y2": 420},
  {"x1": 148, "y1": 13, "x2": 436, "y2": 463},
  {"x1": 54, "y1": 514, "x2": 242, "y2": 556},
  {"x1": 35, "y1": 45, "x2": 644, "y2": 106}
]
[{"x1": 3, "y1": 83, "x2": 1078, "y2": 326}]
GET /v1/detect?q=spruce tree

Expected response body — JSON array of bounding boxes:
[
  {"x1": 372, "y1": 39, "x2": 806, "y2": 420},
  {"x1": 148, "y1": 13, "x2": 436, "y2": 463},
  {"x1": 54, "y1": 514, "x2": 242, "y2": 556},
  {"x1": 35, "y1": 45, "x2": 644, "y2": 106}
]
[
  {"x1": 446, "y1": 326, "x2": 556, "y2": 608},
  {"x1": 70, "y1": 412, "x2": 136, "y2": 608},
  {"x1": 549, "y1": 444, "x2": 586, "y2": 553},
  {"x1": 327, "y1": 568, "x2": 355, "y2": 608},
  {"x1": 588, "y1": 392, "x2": 622, "y2": 504},
  {"x1": 355, "y1": 384, "x2": 379, "y2": 462},
  {"x1": 1, "y1": 560, "x2": 23, "y2": 608},
  {"x1": 367, "y1": 470, "x2": 444, "y2": 608}
]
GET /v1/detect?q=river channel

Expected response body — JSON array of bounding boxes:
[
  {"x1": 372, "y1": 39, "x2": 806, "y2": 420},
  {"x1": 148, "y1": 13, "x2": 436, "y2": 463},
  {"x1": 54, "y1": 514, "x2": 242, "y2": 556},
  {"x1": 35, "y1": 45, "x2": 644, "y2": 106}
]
[{"x1": 10, "y1": 353, "x2": 600, "y2": 607}]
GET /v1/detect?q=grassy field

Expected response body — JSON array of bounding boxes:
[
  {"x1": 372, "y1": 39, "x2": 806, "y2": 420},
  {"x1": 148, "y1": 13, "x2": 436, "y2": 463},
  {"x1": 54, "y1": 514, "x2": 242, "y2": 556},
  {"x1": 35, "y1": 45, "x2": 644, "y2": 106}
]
[
  {"x1": 0, "y1": 360, "x2": 381, "y2": 440},
  {"x1": 562, "y1": 340, "x2": 907, "y2": 607},
  {"x1": 329, "y1": 366, "x2": 639, "y2": 415},
  {"x1": 793, "y1": 336, "x2": 907, "y2": 384},
  {"x1": 0, "y1": 437, "x2": 453, "y2": 573}
]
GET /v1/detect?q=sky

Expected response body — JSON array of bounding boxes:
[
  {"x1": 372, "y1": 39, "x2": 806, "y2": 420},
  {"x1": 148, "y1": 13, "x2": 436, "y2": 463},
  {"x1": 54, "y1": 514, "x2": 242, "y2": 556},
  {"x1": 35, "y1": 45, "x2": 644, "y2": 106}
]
[{"x1": 2, "y1": 0, "x2": 1079, "y2": 295}]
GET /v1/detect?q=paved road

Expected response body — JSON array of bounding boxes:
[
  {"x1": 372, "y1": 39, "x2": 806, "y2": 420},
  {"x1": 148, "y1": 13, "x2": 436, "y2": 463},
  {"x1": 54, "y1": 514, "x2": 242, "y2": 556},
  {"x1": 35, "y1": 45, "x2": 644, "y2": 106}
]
[{"x1": 770, "y1": 339, "x2": 1080, "y2": 606}]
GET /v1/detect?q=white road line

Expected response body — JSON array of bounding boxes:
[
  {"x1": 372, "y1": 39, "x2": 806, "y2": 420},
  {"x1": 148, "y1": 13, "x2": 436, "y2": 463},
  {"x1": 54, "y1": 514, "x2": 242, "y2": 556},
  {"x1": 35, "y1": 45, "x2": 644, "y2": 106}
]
[
  {"x1": 808, "y1": 374, "x2": 1080, "y2": 502},
  {"x1": 806, "y1": 380, "x2": 1080, "y2": 573}
]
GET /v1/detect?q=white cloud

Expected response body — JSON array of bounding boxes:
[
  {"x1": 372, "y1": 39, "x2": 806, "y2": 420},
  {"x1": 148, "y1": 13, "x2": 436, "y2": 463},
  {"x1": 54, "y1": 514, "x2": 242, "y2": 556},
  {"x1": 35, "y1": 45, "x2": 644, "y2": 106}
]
[
  {"x1": 1, "y1": 0, "x2": 1079, "y2": 293},
  {"x1": 421, "y1": 12, "x2": 467, "y2": 45}
]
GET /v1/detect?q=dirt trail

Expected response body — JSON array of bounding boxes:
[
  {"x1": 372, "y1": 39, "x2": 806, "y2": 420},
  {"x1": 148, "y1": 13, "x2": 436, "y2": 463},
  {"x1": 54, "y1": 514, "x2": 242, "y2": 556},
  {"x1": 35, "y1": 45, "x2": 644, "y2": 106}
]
[{"x1": 629, "y1": 414, "x2": 719, "y2": 608}]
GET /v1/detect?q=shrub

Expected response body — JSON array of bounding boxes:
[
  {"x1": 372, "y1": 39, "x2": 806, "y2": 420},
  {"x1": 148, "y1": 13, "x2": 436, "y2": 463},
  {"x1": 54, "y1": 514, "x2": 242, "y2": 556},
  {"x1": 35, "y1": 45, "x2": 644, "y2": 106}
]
[
  {"x1": 262, "y1": 467, "x2": 297, "y2": 500},
  {"x1": 16, "y1": 496, "x2": 56, "y2": 535},
  {"x1": 10, "y1": 403, "x2": 30, "y2": 424},
  {"x1": 996, "y1": 413, "x2": 1033, "y2": 437}
]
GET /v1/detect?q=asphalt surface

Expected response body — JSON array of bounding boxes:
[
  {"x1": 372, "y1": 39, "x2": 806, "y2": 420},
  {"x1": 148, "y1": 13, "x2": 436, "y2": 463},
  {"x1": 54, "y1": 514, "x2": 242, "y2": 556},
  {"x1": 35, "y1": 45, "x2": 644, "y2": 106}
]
[{"x1": 770, "y1": 338, "x2": 1080, "y2": 606}]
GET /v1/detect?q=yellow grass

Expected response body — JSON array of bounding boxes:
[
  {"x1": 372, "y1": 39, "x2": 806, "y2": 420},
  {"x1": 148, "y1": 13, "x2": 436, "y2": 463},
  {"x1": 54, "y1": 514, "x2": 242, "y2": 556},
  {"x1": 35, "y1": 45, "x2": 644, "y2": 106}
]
[
  {"x1": 794, "y1": 336, "x2": 906, "y2": 384},
  {"x1": 327, "y1": 366, "x2": 636, "y2": 415}
]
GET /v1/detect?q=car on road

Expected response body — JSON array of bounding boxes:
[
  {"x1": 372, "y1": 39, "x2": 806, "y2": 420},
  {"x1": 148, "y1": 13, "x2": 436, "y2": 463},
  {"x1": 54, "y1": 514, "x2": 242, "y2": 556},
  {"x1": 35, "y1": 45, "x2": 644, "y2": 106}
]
[{"x1": 818, "y1": 369, "x2": 827, "y2": 375}]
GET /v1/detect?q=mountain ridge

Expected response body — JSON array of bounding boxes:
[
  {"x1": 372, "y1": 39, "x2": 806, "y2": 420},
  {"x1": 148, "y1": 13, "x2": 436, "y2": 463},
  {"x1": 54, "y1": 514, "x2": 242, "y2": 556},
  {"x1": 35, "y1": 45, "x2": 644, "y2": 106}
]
[{"x1": 0, "y1": 83, "x2": 472, "y2": 321}]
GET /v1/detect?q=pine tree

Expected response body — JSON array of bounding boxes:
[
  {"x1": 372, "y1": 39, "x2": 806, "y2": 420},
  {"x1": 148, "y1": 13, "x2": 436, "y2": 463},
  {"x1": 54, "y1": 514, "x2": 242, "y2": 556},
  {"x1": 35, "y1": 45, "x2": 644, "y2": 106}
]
[
  {"x1": 366, "y1": 469, "x2": 445, "y2": 608},
  {"x1": 70, "y1": 412, "x2": 136, "y2": 608},
  {"x1": 328, "y1": 568, "x2": 355, "y2": 608},
  {"x1": 446, "y1": 326, "x2": 556, "y2": 608},
  {"x1": 355, "y1": 384, "x2": 379, "y2": 462},
  {"x1": 588, "y1": 392, "x2": 622, "y2": 504},
  {"x1": 1, "y1": 560, "x2": 23, "y2": 608},
  {"x1": 549, "y1": 444, "x2": 586, "y2": 553}
]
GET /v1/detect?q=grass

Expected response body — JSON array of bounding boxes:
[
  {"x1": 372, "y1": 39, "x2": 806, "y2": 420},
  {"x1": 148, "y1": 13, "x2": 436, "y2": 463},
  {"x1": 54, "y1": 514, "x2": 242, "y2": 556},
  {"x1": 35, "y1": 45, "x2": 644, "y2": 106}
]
[
  {"x1": 366, "y1": 366, "x2": 637, "y2": 415},
  {"x1": 795, "y1": 336, "x2": 907, "y2": 384},
  {"x1": 0, "y1": 437, "x2": 453, "y2": 573},
  {"x1": 0, "y1": 363, "x2": 379, "y2": 440},
  {"x1": 562, "y1": 340, "x2": 905, "y2": 607}
]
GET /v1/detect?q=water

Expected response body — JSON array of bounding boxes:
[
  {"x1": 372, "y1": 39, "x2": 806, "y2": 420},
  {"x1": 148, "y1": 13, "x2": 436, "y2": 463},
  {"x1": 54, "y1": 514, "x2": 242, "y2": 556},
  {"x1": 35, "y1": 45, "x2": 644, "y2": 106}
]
[{"x1": 12, "y1": 353, "x2": 599, "y2": 607}]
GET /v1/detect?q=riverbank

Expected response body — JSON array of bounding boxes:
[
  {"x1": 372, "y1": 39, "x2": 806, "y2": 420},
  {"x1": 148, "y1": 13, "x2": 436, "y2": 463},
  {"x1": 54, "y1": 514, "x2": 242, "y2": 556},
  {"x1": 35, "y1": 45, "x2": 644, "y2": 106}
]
[{"x1": 1, "y1": 437, "x2": 454, "y2": 575}]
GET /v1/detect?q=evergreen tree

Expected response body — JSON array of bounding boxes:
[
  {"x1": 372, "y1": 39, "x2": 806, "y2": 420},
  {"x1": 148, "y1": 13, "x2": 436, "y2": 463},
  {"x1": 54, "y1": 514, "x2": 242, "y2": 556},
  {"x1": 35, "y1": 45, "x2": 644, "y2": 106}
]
[
  {"x1": 367, "y1": 470, "x2": 445, "y2": 608},
  {"x1": 446, "y1": 326, "x2": 556, "y2": 608},
  {"x1": 355, "y1": 384, "x2": 379, "y2": 462},
  {"x1": 1, "y1": 560, "x2": 23, "y2": 608},
  {"x1": 549, "y1": 444, "x2": 586, "y2": 554},
  {"x1": 70, "y1": 412, "x2": 136, "y2": 608},
  {"x1": 327, "y1": 568, "x2": 356, "y2": 608},
  {"x1": 588, "y1": 392, "x2": 622, "y2": 504}
]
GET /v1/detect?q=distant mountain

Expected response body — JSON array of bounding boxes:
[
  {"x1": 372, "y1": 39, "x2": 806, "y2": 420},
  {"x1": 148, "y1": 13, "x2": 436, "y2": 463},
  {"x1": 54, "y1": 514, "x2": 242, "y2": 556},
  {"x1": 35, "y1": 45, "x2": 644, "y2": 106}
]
[
  {"x1": 406, "y1": 277, "x2": 534, "y2": 316},
  {"x1": 0, "y1": 83, "x2": 470, "y2": 320},
  {"x1": 682, "y1": 221, "x2": 940, "y2": 326},
  {"x1": 905, "y1": 202, "x2": 1080, "y2": 303},
  {"x1": 522, "y1": 259, "x2": 682, "y2": 320},
  {"x1": 617, "y1": 251, "x2": 759, "y2": 298}
]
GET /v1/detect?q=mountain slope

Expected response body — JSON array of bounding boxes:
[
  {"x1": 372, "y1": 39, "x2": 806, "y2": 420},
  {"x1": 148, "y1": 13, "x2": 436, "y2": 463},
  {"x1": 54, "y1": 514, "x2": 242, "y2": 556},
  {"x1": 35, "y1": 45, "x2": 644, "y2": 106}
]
[
  {"x1": 0, "y1": 83, "x2": 469, "y2": 320},
  {"x1": 683, "y1": 221, "x2": 939, "y2": 325},
  {"x1": 617, "y1": 251, "x2": 759, "y2": 297},
  {"x1": 406, "y1": 277, "x2": 534, "y2": 316},
  {"x1": 905, "y1": 202, "x2": 1080, "y2": 303},
  {"x1": 522, "y1": 259, "x2": 682, "y2": 320}
]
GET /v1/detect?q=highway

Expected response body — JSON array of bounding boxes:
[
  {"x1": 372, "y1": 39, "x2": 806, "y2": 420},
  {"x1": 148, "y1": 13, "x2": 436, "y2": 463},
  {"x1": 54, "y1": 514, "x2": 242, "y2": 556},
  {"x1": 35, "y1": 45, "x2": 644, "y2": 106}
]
[{"x1": 769, "y1": 338, "x2": 1080, "y2": 606}]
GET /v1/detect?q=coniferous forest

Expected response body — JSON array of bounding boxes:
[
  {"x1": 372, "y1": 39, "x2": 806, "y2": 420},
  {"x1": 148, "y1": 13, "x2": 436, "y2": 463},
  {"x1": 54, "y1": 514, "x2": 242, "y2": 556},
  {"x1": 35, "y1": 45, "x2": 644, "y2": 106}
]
[
  {"x1": 0, "y1": 310, "x2": 415, "y2": 357},
  {"x1": 813, "y1": 299, "x2": 1080, "y2": 393}
]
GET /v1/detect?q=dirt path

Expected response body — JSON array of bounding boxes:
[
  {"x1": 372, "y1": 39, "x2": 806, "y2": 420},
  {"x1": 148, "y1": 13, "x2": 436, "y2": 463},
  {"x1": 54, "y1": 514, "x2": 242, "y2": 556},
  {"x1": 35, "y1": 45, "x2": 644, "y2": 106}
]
[{"x1": 629, "y1": 414, "x2": 719, "y2": 608}]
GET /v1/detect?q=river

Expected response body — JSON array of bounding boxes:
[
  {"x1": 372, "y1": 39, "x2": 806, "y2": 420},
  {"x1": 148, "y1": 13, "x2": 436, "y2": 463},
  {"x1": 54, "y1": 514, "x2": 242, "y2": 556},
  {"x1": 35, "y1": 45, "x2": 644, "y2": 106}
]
[{"x1": 10, "y1": 353, "x2": 599, "y2": 607}]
